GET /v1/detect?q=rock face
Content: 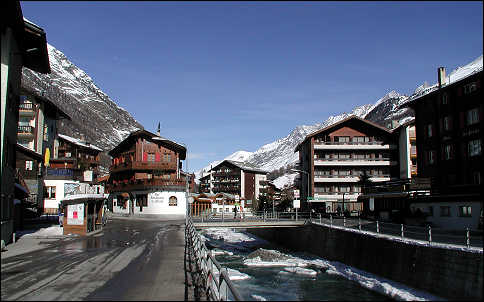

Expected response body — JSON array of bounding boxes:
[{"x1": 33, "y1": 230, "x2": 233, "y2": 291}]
[{"x1": 21, "y1": 44, "x2": 143, "y2": 152}]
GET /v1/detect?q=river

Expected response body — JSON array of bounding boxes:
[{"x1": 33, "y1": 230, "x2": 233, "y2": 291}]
[{"x1": 200, "y1": 227, "x2": 444, "y2": 301}]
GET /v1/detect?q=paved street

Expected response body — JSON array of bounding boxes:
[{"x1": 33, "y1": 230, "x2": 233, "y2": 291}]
[{"x1": 1, "y1": 216, "x2": 191, "y2": 301}]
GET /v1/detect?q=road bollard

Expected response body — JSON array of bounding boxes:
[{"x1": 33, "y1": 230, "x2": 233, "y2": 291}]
[
  {"x1": 343, "y1": 217, "x2": 346, "y2": 227},
  {"x1": 428, "y1": 226, "x2": 432, "y2": 245},
  {"x1": 330, "y1": 215, "x2": 333, "y2": 228},
  {"x1": 376, "y1": 220, "x2": 379, "y2": 233},
  {"x1": 466, "y1": 228, "x2": 470, "y2": 248},
  {"x1": 319, "y1": 213, "x2": 322, "y2": 224},
  {"x1": 401, "y1": 224, "x2": 404, "y2": 238},
  {"x1": 358, "y1": 218, "x2": 361, "y2": 231}
]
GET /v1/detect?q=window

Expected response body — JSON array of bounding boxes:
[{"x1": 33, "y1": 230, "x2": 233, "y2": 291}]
[
  {"x1": 428, "y1": 150, "x2": 436, "y2": 165},
  {"x1": 336, "y1": 136, "x2": 350, "y2": 143},
  {"x1": 468, "y1": 139, "x2": 481, "y2": 157},
  {"x1": 440, "y1": 206, "x2": 451, "y2": 217},
  {"x1": 458, "y1": 206, "x2": 472, "y2": 217},
  {"x1": 45, "y1": 186, "x2": 56, "y2": 199},
  {"x1": 444, "y1": 144, "x2": 453, "y2": 160},
  {"x1": 168, "y1": 196, "x2": 178, "y2": 206},
  {"x1": 428, "y1": 206, "x2": 433, "y2": 217},
  {"x1": 147, "y1": 153, "x2": 155, "y2": 162},
  {"x1": 443, "y1": 116, "x2": 452, "y2": 131},
  {"x1": 43, "y1": 124, "x2": 49, "y2": 142},
  {"x1": 352, "y1": 136, "x2": 365, "y2": 143},
  {"x1": 164, "y1": 154, "x2": 172, "y2": 162},
  {"x1": 466, "y1": 108, "x2": 479, "y2": 125},
  {"x1": 442, "y1": 93, "x2": 448, "y2": 105},
  {"x1": 25, "y1": 160, "x2": 33, "y2": 171},
  {"x1": 472, "y1": 171, "x2": 481, "y2": 184},
  {"x1": 463, "y1": 82, "x2": 477, "y2": 95},
  {"x1": 427, "y1": 124, "x2": 433, "y2": 138}
]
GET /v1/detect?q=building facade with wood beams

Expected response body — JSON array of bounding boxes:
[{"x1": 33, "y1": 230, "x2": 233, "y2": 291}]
[
  {"x1": 295, "y1": 115, "x2": 399, "y2": 214},
  {"x1": 107, "y1": 129, "x2": 188, "y2": 216}
]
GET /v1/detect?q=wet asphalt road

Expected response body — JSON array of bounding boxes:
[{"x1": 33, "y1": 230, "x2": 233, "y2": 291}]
[{"x1": 1, "y1": 217, "x2": 188, "y2": 301}]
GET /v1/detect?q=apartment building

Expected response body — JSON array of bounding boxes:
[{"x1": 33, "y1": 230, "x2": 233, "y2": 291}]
[
  {"x1": 402, "y1": 67, "x2": 482, "y2": 230},
  {"x1": 294, "y1": 115, "x2": 399, "y2": 214},
  {"x1": 107, "y1": 129, "x2": 187, "y2": 216},
  {"x1": 201, "y1": 160, "x2": 268, "y2": 209},
  {"x1": 16, "y1": 88, "x2": 70, "y2": 209}
]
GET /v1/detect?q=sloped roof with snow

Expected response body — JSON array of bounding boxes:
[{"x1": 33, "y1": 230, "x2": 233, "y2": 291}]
[
  {"x1": 211, "y1": 159, "x2": 269, "y2": 174},
  {"x1": 401, "y1": 55, "x2": 483, "y2": 107},
  {"x1": 58, "y1": 134, "x2": 103, "y2": 152}
]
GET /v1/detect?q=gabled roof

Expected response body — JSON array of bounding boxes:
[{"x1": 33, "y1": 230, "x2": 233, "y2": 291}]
[
  {"x1": 391, "y1": 118, "x2": 415, "y2": 133},
  {"x1": 58, "y1": 134, "x2": 103, "y2": 152},
  {"x1": 211, "y1": 159, "x2": 268, "y2": 174},
  {"x1": 294, "y1": 115, "x2": 393, "y2": 152},
  {"x1": 108, "y1": 129, "x2": 186, "y2": 160}
]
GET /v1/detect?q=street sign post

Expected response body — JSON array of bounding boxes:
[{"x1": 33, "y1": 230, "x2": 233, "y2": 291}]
[
  {"x1": 294, "y1": 189, "x2": 300, "y2": 199},
  {"x1": 293, "y1": 199, "x2": 300, "y2": 221}
]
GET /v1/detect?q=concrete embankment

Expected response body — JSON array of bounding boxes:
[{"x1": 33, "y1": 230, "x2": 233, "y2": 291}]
[{"x1": 247, "y1": 223, "x2": 483, "y2": 300}]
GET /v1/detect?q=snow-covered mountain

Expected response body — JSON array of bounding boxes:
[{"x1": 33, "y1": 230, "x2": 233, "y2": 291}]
[{"x1": 21, "y1": 44, "x2": 143, "y2": 151}]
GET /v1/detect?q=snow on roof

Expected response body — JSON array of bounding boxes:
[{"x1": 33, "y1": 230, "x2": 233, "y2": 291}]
[
  {"x1": 404, "y1": 54, "x2": 483, "y2": 105},
  {"x1": 58, "y1": 133, "x2": 103, "y2": 152},
  {"x1": 224, "y1": 160, "x2": 269, "y2": 174}
]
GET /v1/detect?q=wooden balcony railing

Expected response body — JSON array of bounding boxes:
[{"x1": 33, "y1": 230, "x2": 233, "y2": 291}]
[
  {"x1": 108, "y1": 178, "x2": 186, "y2": 192},
  {"x1": 110, "y1": 160, "x2": 177, "y2": 172}
]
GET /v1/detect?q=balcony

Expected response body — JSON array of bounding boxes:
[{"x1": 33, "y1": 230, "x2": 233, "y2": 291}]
[
  {"x1": 314, "y1": 141, "x2": 396, "y2": 150},
  {"x1": 110, "y1": 160, "x2": 177, "y2": 173},
  {"x1": 314, "y1": 175, "x2": 391, "y2": 183},
  {"x1": 18, "y1": 125, "x2": 35, "y2": 136},
  {"x1": 108, "y1": 178, "x2": 186, "y2": 192},
  {"x1": 19, "y1": 103, "x2": 35, "y2": 116},
  {"x1": 314, "y1": 158, "x2": 396, "y2": 166}
]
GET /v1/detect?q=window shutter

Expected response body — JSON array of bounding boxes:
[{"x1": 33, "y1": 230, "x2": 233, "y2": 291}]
[
  {"x1": 155, "y1": 152, "x2": 161, "y2": 162},
  {"x1": 143, "y1": 152, "x2": 148, "y2": 162}
]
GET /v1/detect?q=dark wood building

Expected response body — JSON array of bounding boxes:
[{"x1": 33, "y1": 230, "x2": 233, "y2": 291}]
[
  {"x1": 107, "y1": 129, "x2": 187, "y2": 215},
  {"x1": 401, "y1": 67, "x2": 482, "y2": 230}
]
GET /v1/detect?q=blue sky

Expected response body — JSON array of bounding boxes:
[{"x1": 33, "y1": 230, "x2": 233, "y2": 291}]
[{"x1": 21, "y1": 1, "x2": 483, "y2": 172}]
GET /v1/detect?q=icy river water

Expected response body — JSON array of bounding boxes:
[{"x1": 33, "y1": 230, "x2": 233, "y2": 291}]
[{"x1": 200, "y1": 227, "x2": 444, "y2": 301}]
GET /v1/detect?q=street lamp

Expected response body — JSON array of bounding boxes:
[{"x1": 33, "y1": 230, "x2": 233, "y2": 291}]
[{"x1": 291, "y1": 169, "x2": 310, "y2": 211}]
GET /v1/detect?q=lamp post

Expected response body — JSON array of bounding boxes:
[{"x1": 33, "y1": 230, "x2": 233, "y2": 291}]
[
  {"x1": 291, "y1": 169, "x2": 310, "y2": 211},
  {"x1": 342, "y1": 192, "x2": 346, "y2": 217}
]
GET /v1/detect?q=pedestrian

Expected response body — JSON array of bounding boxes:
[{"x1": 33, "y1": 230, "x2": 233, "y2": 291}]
[{"x1": 234, "y1": 206, "x2": 238, "y2": 219}]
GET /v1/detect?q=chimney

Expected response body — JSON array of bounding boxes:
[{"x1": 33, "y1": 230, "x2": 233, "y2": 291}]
[
  {"x1": 438, "y1": 67, "x2": 446, "y2": 88},
  {"x1": 156, "y1": 122, "x2": 161, "y2": 136}
]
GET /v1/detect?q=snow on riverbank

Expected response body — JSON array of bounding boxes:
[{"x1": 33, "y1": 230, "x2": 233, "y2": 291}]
[{"x1": 204, "y1": 227, "x2": 445, "y2": 301}]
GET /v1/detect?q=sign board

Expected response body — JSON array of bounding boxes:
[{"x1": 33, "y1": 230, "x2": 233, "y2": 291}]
[
  {"x1": 293, "y1": 189, "x2": 300, "y2": 199},
  {"x1": 307, "y1": 196, "x2": 314, "y2": 200},
  {"x1": 150, "y1": 192, "x2": 165, "y2": 203},
  {"x1": 235, "y1": 195, "x2": 240, "y2": 202},
  {"x1": 83, "y1": 170, "x2": 93, "y2": 182},
  {"x1": 293, "y1": 199, "x2": 300, "y2": 209},
  {"x1": 67, "y1": 204, "x2": 84, "y2": 225}
]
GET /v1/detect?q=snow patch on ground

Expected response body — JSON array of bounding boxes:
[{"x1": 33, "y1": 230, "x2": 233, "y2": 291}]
[{"x1": 18, "y1": 226, "x2": 63, "y2": 237}]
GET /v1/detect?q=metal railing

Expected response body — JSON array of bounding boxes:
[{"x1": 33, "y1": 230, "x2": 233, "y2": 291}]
[
  {"x1": 186, "y1": 215, "x2": 243, "y2": 301},
  {"x1": 192, "y1": 211, "x2": 482, "y2": 249},
  {"x1": 308, "y1": 214, "x2": 482, "y2": 249}
]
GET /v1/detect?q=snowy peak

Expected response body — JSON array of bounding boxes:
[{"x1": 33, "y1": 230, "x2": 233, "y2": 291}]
[{"x1": 22, "y1": 43, "x2": 143, "y2": 151}]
